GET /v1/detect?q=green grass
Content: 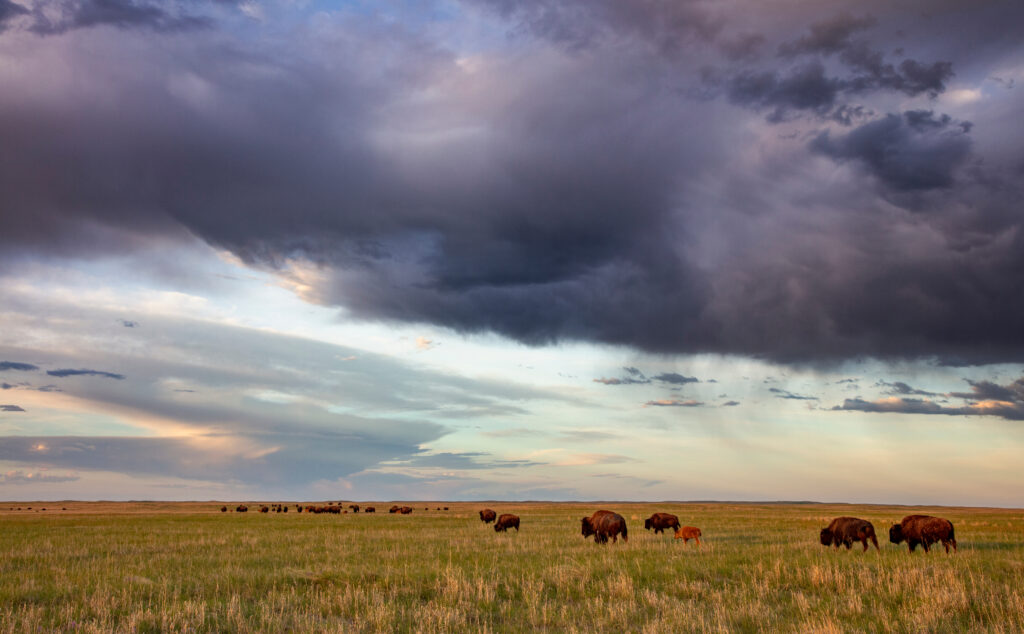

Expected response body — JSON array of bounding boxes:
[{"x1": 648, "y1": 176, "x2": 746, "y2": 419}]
[{"x1": 1, "y1": 502, "x2": 1023, "y2": 632}]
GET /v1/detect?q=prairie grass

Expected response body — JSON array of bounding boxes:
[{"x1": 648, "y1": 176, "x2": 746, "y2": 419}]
[{"x1": 1, "y1": 502, "x2": 1022, "y2": 632}]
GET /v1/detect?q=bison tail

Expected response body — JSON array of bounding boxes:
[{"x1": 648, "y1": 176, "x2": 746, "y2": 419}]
[{"x1": 622, "y1": 525, "x2": 628, "y2": 542}]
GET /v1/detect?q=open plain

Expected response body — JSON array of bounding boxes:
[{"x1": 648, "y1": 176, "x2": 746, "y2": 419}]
[{"x1": 1, "y1": 502, "x2": 1023, "y2": 632}]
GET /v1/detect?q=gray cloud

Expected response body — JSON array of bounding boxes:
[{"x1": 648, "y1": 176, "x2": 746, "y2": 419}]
[
  {"x1": 769, "y1": 388, "x2": 818, "y2": 401},
  {"x1": 0, "y1": 404, "x2": 25, "y2": 411},
  {"x1": 651, "y1": 372, "x2": 698, "y2": 385},
  {"x1": 834, "y1": 375, "x2": 1024, "y2": 420},
  {"x1": 47, "y1": 368, "x2": 126, "y2": 380},
  {"x1": 0, "y1": 361, "x2": 39, "y2": 372},
  {"x1": 878, "y1": 380, "x2": 940, "y2": 397},
  {"x1": 812, "y1": 110, "x2": 972, "y2": 191},
  {"x1": 26, "y1": 0, "x2": 210, "y2": 36},
  {"x1": 643, "y1": 398, "x2": 703, "y2": 407}
]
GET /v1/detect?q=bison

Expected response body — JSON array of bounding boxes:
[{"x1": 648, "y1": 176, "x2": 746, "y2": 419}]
[
  {"x1": 644, "y1": 512, "x2": 681, "y2": 534},
  {"x1": 889, "y1": 515, "x2": 957, "y2": 553},
  {"x1": 220, "y1": 506, "x2": 227, "y2": 513},
  {"x1": 389, "y1": 505, "x2": 400, "y2": 514},
  {"x1": 260, "y1": 506, "x2": 269, "y2": 513},
  {"x1": 479, "y1": 509, "x2": 497, "y2": 524},
  {"x1": 494, "y1": 514, "x2": 520, "y2": 532},
  {"x1": 349, "y1": 504, "x2": 360, "y2": 513},
  {"x1": 674, "y1": 526, "x2": 702, "y2": 545},
  {"x1": 236, "y1": 505, "x2": 248, "y2": 513},
  {"x1": 581, "y1": 510, "x2": 628, "y2": 544},
  {"x1": 365, "y1": 506, "x2": 375, "y2": 513},
  {"x1": 399, "y1": 506, "x2": 413, "y2": 514},
  {"x1": 820, "y1": 517, "x2": 878, "y2": 552}
]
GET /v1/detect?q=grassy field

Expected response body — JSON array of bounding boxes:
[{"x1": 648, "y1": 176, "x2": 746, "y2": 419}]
[{"x1": 1, "y1": 501, "x2": 1023, "y2": 632}]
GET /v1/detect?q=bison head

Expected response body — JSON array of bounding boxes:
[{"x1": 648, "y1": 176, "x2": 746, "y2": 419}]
[
  {"x1": 819, "y1": 528, "x2": 833, "y2": 546},
  {"x1": 581, "y1": 517, "x2": 595, "y2": 539},
  {"x1": 644, "y1": 518, "x2": 653, "y2": 530},
  {"x1": 889, "y1": 524, "x2": 905, "y2": 544}
]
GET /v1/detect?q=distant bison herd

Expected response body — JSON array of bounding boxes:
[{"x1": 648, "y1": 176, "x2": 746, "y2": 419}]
[{"x1": 215, "y1": 503, "x2": 959, "y2": 553}]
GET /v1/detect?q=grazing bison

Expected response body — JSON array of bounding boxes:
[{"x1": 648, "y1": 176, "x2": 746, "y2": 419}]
[
  {"x1": 820, "y1": 517, "x2": 879, "y2": 552},
  {"x1": 889, "y1": 515, "x2": 957, "y2": 553},
  {"x1": 494, "y1": 514, "x2": 520, "y2": 532},
  {"x1": 479, "y1": 509, "x2": 497, "y2": 524},
  {"x1": 389, "y1": 505, "x2": 401, "y2": 514},
  {"x1": 236, "y1": 505, "x2": 248, "y2": 513},
  {"x1": 399, "y1": 506, "x2": 413, "y2": 514},
  {"x1": 581, "y1": 510, "x2": 628, "y2": 544},
  {"x1": 349, "y1": 504, "x2": 360, "y2": 513},
  {"x1": 443, "y1": 507, "x2": 449, "y2": 511},
  {"x1": 365, "y1": 506, "x2": 375, "y2": 513},
  {"x1": 260, "y1": 506, "x2": 269, "y2": 513},
  {"x1": 644, "y1": 512, "x2": 681, "y2": 534},
  {"x1": 674, "y1": 526, "x2": 702, "y2": 545},
  {"x1": 220, "y1": 506, "x2": 227, "y2": 513}
]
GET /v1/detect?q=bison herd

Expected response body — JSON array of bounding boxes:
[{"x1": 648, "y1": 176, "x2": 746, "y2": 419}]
[
  {"x1": 215, "y1": 503, "x2": 958, "y2": 553},
  {"x1": 819, "y1": 514, "x2": 956, "y2": 553}
]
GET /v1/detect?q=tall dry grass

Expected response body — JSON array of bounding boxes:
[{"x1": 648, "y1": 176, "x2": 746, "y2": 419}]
[{"x1": 1, "y1": 502, "x2": 1022, "y2": 632}]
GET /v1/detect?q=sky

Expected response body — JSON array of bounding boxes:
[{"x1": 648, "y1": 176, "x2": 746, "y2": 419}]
[{"x1": 1, "y1": 0, "x2": 1023, "y2": 505}]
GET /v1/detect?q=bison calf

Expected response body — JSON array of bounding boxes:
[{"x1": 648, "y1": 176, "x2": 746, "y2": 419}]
[
  {"x1": 479, "y1": 509, "x2": 497, "y2": 524},
  {"x1": 820, "y1": 517, "x2": 878, "y2": 552},
  {"x1": 673, "y1": 526, "x2": 702, "y2": 545},
  {"x1": 889, "y1": 515, "x2": 957, "y2": 553},
  {"x1": 644, "y1": 512, "x2": 681, "y2": 534},
  {"x1": 494, "y1": 514, "x2": 520, "y2": 532},
  {"x1": 582, "y1": 510, "x2": 628, "y2": 544}
]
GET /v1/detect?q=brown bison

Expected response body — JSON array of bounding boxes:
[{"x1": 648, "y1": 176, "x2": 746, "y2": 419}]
[
  {"x1": 349, "y1": 504, "x2": 360, "y2": 513},
  {"x1": 260, "y1": 506, "x2": 269, "y2": 513},
  {"x1": 820, "y1": 517, "x2": 878, "y2": 552},
  {"x1": 581, "y1": 510, "x2": 628, "y2": 544},
  {"x1": 220, "y1": 506, "x2": 227, "y2": 513},
  {"x1": 674, "y1": 526, "x2": 702, "y2": 545},
  {"x1": 389, "y1": 505, "x2": 400, "y2": 514},
  {"x1": 479, "y1": 509, "x2": 497, "y2": 524},
  {"x1": 644, "y1": 512, "x2": 681, "y2": 534},
  {"x1": 236, "y1": 505, "x2": 248, "y2": 513},
  {"x1": 494, "y1": 514, "x2": 520, "y2": 532},
  {"x1": 365, "y1": 506, "x2": 375, "y2": 513},
  {"x1": 889, "y1": 515, "x2": 957, "y2": 553},
  {"x1": 399, "y1": 506, "x2": 413, "y2": 514}
]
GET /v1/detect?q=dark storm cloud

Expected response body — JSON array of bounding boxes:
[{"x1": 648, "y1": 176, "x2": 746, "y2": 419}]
[
  {"x1": 722, "y1": 400, "x2": 740, "y2": 406},
  {"x1": 777, "y1": 12, "x2": 876, "y2": 57},
  {"x1": 2, "y1": 1, "x2": 1024, "y2": 365},
  {"x1": 471, "y1": 0, "x2": 721, "y2": 52},
  {"x1": 120, "y1": 320, "x2": 138, "y2": 328},
  {"x1": 47, "y1": 368, "x2": 125, "y2": 380},
  {"x1": 811, "y1": 110, "x2": 972, "y2": 191},
  {"x1": 0, "y1": 0, "x2": 27, "y2": 31},
  {"x1": 0, "y1": 404, "x2": 25, "y2": 411},
  {"x1": 26, "y1": 0, "x2": 210, "y2": 35}
]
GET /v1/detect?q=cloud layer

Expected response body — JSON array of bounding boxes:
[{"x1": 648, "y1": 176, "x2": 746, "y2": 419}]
[{"x1": 1, "y1": 0, "x2": 1022, "y2": 367}]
